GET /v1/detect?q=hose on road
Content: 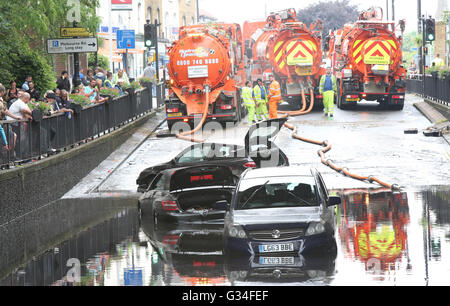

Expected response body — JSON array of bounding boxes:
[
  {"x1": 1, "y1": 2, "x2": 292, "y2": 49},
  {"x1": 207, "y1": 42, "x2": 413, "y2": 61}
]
[
  {"x1": 175, "y1": 88, "x2": 210, "y2": 143},
  {"x1": 282, "y1": 121, "x2": 399, "y2": 190}
]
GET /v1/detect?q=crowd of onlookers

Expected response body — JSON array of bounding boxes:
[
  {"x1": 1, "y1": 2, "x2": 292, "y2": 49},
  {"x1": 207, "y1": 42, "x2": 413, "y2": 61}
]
[{"x1": 0, "y1": 67, "x2": 135, "y2": 161}]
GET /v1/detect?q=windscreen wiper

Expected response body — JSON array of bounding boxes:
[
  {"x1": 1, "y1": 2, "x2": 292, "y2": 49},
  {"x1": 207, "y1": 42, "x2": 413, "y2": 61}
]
[{"x1": 240, "y1": 180, "x2": 270, "y2": 209}]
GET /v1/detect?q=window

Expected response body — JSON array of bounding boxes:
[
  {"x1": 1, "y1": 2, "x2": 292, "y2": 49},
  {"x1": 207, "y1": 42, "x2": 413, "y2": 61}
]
[
  {"x1": 236, "y1": 177, "x2": 319, "y2": 210},
  {"x1": 147, "y1": 6, "x2": 152, "y2": 22},
  {"x1": 182, "y1": 15, "x2": 186, "y2": 27},
  {"x1": 148, "y1": 174, "x2": 165, "y2": 191}
]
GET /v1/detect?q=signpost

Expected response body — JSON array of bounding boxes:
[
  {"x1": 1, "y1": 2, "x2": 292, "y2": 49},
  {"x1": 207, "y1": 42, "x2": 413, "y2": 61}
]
[
  {"x1": 117, "y1": 29, "x2": 135, "y2": 77},
  {"x1": 47, "y1": 37, "x2": 98, "y2": 54},
  {"x1": 111, "y1": 0, "x2": 133, "y2": 11},
  {"x1": 60, "y1": 27, "x2": 93, "y2": 38}
]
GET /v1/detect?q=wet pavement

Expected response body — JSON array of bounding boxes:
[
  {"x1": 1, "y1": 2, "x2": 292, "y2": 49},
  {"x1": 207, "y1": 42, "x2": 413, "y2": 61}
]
[{"x1": 1, "y1": 95, "x2": 450, "y2": 286}]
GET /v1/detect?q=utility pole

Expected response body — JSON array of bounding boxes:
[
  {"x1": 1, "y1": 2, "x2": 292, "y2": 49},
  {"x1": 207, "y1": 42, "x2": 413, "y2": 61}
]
[
  {"x1": 418, "y1": 0, "x2": 423, "y2": 75},
  {"x1": 392, "y1": 0, "x2": 395, "y2": 21},
  {"x1": 386, "y1": 0, "x2": 389, "y2": 21},
  {"x1": 73, "y1": 21, "x2": 81, "y2": 89}
]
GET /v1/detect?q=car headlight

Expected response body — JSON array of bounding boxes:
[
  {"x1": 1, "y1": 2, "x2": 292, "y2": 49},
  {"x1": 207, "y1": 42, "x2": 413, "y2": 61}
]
[
  {"x1": 306, "y1": 222, "x2": 326, "y2": 236},
  {"x1": 228, "y1": 224, "x2": 247, "y2": 239}
]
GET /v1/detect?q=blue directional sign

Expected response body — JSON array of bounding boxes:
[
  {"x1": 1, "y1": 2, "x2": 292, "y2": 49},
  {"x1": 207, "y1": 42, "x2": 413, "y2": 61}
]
[{"x1": 117, "y1": 30, "x2": 135, "y2": 49}]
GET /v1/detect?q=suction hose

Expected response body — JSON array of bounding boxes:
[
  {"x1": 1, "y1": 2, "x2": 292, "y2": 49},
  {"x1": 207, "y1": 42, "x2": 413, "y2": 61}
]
[
  {"x1": 278, "y1": 88, "x2": 314, "y2": 117},
  {"x1": 175, "y1": 87, "x2": 210, "y2": 143},
  {"x1": 283, "y1": 121, "x2": 400, "y2": 190}
]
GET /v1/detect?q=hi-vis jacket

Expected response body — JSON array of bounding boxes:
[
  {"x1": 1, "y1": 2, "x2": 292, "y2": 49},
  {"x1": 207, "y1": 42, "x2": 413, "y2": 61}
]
[
  {"x1": 319, "y1": 74, "x2": 337, "y2": 94},
  {"x1": 241, "y1": 87, "x2": 254, "y2": 106},
  {"x1": 253, "y1": 85, "x2": 268, "y2": 103},
  {"x1": 268, "y1": 80, "x2": 282, "y2": 101}
]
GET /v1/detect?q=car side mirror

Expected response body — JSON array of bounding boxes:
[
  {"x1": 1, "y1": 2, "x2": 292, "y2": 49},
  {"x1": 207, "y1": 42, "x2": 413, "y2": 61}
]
[
  {"x1": 215, "y1": 200, "x2": 230, "y2": 211},
  {"x1": 327, "y1": 196, "x2": 341, "y2": 206}
]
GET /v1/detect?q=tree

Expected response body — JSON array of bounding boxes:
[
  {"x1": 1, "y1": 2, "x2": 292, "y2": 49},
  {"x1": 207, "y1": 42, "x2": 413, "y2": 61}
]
[
  {"x1": 0, "y1": 1, "x2": 100, "y2": 93},
  {"x1": 88, "y1": 53, "x2": 110, "y2": 71},
  {"x1": 296, "y1": 0, "x2": 359, "y2": 38}
]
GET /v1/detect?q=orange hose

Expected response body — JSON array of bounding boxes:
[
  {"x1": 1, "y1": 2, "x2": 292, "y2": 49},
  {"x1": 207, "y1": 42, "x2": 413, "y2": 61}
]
[
  {"x1": 176, "y1": 89, "x2": 210, "y2": 143},
  {"x1": 283, "y1": 120, "x2": 398, "y2": 190},
  {"x1": 278, "y1": 88, "x2": 315, "y2": 117}
]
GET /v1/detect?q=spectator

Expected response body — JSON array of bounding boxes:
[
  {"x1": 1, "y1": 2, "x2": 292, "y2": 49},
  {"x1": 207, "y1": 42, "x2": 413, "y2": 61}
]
[
  {"x1": 85, "y1": 78, "x2": 99, "y2": 102},
  {"x1": 113, "y1": 69, "x2": 129, "y2": 86},
  {"x1": 432, "y1": 54, "x2": 444, "y2": 68},
  {"x1": 94, "y1": 79, "x2": 107, "y2": 103},
  {"x1": 54, "y1": 88, "x2": 61, "y2": 100},
  {"x1": 94, "y1": 67, "x2": 106, "y2": 83},
  {"x1": 56, "y1": 70, "x2": 71, "y2": 92},
  {"x1": 27, "y1": 81, "x2": 41, "y2": 101},
  {"x1": 5, "y1": 80, "x2": 19, "y2": 105},
  {"x1": 115, "y1": 79, "x2": 126, "y2": 96},
  {"x1": 21, "y1": 75, "x2": 32, "y2": 91},
  {"x1": 0, "y1": 84, "x2": 21, "y2": 121},
  {"x1": 86, "y1": 69, "x2": 95, "y2": 82},
  {"x1": 0, "y1": 84, "x2": 18, "y2": 152},
  {"x1": 104, "y1": 72, "x2": 114, "y2": 88},
  {"x1": 7, "y1": 92, "x2": 32, "y2": 121},
  {"x1": 54, "y1": 90, "x2": 74, "y2": 117}
]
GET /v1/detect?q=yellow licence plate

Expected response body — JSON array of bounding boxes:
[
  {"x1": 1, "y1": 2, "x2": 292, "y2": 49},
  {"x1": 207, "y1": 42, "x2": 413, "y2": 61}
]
[
  {"x1": 295, "y1": 66, "x2": 312, "y2": 76},
  {"x1": 168, "y1": 113, "x2": 182, "y2": 117}
]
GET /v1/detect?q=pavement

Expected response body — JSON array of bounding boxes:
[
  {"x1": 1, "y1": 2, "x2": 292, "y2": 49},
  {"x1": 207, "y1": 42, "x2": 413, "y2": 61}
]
[{"x1": 413, "y1": 97, "x2": 450, "y2": 145}]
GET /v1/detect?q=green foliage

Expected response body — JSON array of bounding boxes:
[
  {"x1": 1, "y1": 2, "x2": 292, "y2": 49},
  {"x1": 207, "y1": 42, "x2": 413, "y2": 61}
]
[
  {"x1": 123, "y1": 81, "x2": 142, "y2": 90},
  {"x1": 27, "y1": 100, "x2": 53, "y2": 116},
  {"x1": 0, "y1": 1, "x2": 100, "y2": 94},
  {"x1": 296, "y1": 0, "x2": 359, "y2": 37},
  {"x1": 438, "y1": 68, "x2": 450, "y2": 79},
  {"x1": 88, "y1": 53, "x2": 110, "y2": 71},
  {"x1": 99, "y1": 88, "x2": 120, "y2": 98},
  {"x1": 69, "y1": 94, "x2": 91, "y2": 108}
]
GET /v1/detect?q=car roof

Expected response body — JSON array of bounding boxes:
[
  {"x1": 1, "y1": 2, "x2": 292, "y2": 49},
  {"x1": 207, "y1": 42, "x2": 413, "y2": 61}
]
[{"x1": 242, "y1": 166, "x2": 315, "y2": 180}]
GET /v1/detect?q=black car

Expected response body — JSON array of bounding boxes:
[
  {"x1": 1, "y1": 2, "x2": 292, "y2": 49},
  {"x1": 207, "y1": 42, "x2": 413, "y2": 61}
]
[
  {"x1": 136, "y1": 118, "x2": 289, "y2": 192},
  {"x1": 138, "y1": 164, "x2": 237, "y2": 224}
]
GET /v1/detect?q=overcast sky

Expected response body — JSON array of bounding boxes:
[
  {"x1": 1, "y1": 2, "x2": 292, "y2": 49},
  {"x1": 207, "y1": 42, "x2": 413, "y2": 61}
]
[{"x1": 199, "y1": 0, "x2": 448, "y2": 33}]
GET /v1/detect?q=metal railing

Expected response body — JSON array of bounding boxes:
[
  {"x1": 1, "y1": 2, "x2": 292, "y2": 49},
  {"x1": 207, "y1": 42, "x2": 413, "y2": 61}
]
[
  {"x1": 0, "y1": 85, "x2": 159, "y2": 170},
  {"x1": 406, "y1": 74, "x2": 450, "y2": 107}
]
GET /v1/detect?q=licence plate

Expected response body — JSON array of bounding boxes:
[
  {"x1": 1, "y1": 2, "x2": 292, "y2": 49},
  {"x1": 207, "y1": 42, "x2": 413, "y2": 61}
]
[
  {"x1": 346, "y1": 98, "x2": 359, "y2": 102},
  {"x1": 259, "y1": 243, "x2": 294, "y2": 253},
  {"x1": 259, "y1": 257, "x2": 295, "y2": 265},
  {"x1": 295, "y1": 66, "x2": 312, "y2": 76},
  {"x1": 168, "y1": 112, "x2": 182, "y2": 117}
]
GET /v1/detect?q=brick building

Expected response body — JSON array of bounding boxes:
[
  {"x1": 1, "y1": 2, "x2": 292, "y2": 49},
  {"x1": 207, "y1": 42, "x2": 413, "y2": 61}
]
[{"x1": 179, "y1": 0, "x2": 197, "y2": 27}]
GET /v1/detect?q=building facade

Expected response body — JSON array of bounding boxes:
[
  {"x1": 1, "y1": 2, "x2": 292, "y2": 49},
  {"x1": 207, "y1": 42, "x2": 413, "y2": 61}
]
[{"x1": 179, "y1": 0, "x2": 198, "y2": 27}]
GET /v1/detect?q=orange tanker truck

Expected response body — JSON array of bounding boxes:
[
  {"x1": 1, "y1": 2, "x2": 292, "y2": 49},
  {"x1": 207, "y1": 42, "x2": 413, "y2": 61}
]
[
  {"x1": 325, "y1": 7, "x2": 407, "y2": 110},
  {"x1": 244, "y1": 9, "x2": 325, "y2": 109},
  {"x1": 165, "y1": 23, "x2": 246, "y2": 130}
]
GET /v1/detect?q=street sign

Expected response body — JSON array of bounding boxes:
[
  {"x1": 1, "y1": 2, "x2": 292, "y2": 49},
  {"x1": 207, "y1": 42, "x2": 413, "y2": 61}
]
[
  {"x1": 111, "y1": 0, "x2": 133, "y2": 11},
  {"x1": 60, "y1": 27, "x2": 93, "y2": 38},
  {"x1": 47, "y1": 37, "x2": 98, "y2": 54},
  {"x1": 117, "y1": 30, "x2": 135, "y2": 49}
]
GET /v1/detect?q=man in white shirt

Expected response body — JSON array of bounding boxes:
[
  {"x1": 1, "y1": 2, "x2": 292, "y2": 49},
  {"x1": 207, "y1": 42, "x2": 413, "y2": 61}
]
[{"x1": 7, "y1": 92, "x2": 32, "y2": 121}]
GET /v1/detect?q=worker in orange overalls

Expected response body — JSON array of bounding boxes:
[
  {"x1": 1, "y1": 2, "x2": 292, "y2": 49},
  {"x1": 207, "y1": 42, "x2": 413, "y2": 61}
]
[{"x1": 267, "y1": 74, "x2": 282, "y2": 119}]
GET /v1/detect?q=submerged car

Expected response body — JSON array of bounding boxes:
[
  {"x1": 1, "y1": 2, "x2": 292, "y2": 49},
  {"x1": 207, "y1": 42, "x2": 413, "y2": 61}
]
[
  {"x1": 136, "y1": 118, "x2": 289, "y2": 192},
  {"x1": 223, "y1": 166, "x2": 341, "y2": 257},
  {"x1": 138, "y1": 164, "x2": 236, "y2": 224}
]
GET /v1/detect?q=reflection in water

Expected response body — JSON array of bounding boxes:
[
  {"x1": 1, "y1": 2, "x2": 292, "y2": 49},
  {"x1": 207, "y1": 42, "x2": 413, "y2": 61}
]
[
  {"x1": 2, "y1": 187, "x2": 450, "y2": 286},
  {"x1": 338, "y1": 190, "x2": 410, "y2": 277}
]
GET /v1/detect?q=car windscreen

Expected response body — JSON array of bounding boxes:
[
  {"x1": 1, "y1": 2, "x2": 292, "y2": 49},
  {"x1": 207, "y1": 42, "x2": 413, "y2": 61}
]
[
  {"x1": 235, "y1": 176, "x2": 319, "y2": 210},
  {"x1": 170, "y1": 166, "x2": 235, "y2": 191},
  {"x1": 177, "y1": 144, "x2": 245, "y2": 164}
]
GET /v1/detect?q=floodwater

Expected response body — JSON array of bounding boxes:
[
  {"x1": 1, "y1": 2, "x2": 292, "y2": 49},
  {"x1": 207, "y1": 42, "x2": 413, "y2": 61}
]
[{"x1": 1, "y1": 186, "x2": 449, "y2": 286}]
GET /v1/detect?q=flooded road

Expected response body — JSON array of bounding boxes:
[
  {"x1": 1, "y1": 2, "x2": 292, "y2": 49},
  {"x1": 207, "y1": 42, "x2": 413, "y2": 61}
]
[
  {"x1": 2, "y1": 187, "x2": 449, "y2": 286},
  {"x1": 1, "y1": 95, "x2": 449, "y2": 286}
]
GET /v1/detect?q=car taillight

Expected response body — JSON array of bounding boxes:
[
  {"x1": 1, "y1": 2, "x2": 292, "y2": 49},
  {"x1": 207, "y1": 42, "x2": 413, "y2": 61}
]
[
  {"x1": 167, "y1": 108, "x2": 179, "y2": 113},
  {"x1": 162, "y1": 201, "x2": 178, "y2": 211},
  {"x1": 163, "y1": 235, "x2": 180, "y2": 245},
  {"x1": 346, "y1": 95, "x2": 359, "y2": 99},
  {"x1": 392, "y1": 95, "x2": 404, "y2": 99},
  {"x1": 221, "y1": 105, "x2": 233, "y2": 110},
  {"x1": 244, "y1": 161, "x2": 257, "y2": 168}
]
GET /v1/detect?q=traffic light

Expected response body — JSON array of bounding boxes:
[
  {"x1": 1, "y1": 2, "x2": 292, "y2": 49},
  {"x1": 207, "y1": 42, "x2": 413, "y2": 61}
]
[
  {"x1": 144, "y1": 23, "x2": 156, "y2": 48},
  {"x1": 425, "y1": 18, "x2": 435, "y2": 42}
]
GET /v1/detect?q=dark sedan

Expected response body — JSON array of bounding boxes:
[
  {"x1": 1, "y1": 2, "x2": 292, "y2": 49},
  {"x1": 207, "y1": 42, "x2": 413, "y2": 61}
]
[
  {"x1": 137, "y1": 118, "x2": 289, "y2": 192},
  {"x1": 138, "y1": 164, "x2": 236, "y2": 224},
  {"x1": 223, "y1": 166, "x2": 341, "y2": 257}
]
